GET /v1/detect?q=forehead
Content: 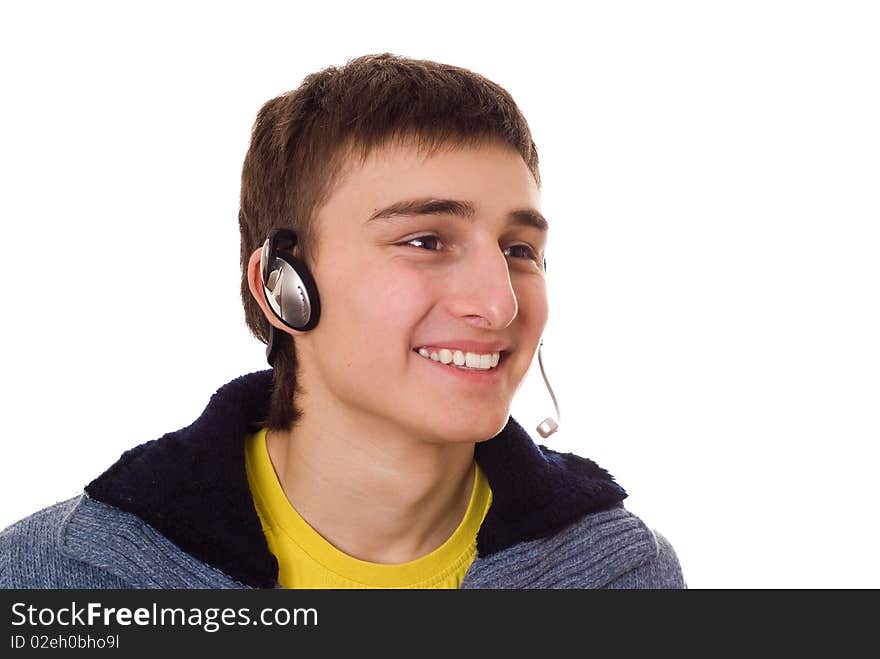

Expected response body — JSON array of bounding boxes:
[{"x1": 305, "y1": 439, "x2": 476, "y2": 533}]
[{"x1": 319, "y1": 139, "x2": 542, "y2": 229}]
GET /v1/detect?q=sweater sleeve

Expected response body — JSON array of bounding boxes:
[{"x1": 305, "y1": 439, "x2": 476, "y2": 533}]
[
  {"x1": 603, "y1": 529, "x2": 687, "y2": 589},
  {"x1": 0, "y1": 497, "x2": 131, "y2": 589}
]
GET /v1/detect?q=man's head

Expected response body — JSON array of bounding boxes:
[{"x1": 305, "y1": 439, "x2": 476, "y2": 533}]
[{"x1": 239, "y1": 54, "x2": 546, "y2": 438}]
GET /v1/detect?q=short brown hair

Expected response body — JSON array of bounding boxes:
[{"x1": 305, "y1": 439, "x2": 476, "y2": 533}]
[{"x1": 238, "y1": 53, "x2": 542, "y2": 431}]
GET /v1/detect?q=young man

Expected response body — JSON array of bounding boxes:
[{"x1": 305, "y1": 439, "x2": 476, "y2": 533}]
[{"x1": 0, "y1": 54, "x2": 685, "y2": 589}]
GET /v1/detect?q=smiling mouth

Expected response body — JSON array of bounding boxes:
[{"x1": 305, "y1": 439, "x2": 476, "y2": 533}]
[{"x1": 412, "y1": 347, "x2": 508, "y2": 372}]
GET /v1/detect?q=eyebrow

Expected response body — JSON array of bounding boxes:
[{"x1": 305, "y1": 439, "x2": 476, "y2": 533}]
[{"x1": 366, "y1": 198, "x2": 548, "y2": 232}]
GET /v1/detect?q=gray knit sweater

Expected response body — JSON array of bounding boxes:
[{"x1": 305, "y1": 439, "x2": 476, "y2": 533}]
[{"x1": 0, "y1": 370, "x2": 685, "y2": 589}]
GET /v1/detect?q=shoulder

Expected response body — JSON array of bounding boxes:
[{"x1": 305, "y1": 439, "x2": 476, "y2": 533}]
[
  {"x1": 600, "y1": 516, "x2": 687, "y2": 589},
  {"x1": 551, "y1": 505, "x2": 686, "y2": 588},
  {"x1": 464, "y1": 505, "x2": 686, "y2": 589},
  {"x1": 0, "y1": 496, "x2": 130, "y2": 588}
]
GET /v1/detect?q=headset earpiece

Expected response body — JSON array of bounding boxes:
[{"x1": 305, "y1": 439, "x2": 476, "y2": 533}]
[{"x1": 261, "y1": 228, "x2": 321, "y2": 365}]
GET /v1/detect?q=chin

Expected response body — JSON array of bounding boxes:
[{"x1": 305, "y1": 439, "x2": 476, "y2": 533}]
[{"x1": 425, "y1": 409, "x2": 510, "y2": 444}]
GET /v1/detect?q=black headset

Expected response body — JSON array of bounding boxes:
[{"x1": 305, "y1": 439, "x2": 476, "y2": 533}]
[
  {"x1": 259, "y1": 228, "x2": 559, "y2": 437},
  {"x1": 260, "y1": 228, "x2": 321, "y2": 366}
]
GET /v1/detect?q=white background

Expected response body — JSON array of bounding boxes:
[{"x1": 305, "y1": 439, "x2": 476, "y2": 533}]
[{"x1": 1, "y1": 1, "x2": 878, "y2": 588}]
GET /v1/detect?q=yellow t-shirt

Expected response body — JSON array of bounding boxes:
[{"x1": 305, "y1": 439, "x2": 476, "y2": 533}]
[{"x1": 244, "y1": 427, "x2": 492, "y2": 589}]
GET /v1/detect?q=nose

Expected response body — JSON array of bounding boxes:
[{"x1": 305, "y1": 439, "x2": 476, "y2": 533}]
[{"x1": 445, "y1": 240, "x2": 519, "y2": 330}]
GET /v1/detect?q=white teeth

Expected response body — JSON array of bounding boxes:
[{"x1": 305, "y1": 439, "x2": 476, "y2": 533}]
[{"x1": 415, "y1": 347, "x2": 502, "y2": 370}]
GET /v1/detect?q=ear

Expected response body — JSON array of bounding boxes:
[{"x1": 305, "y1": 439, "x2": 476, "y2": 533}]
[{"x1": 247, "y1": 246, "x2": 300, "y2": 335}]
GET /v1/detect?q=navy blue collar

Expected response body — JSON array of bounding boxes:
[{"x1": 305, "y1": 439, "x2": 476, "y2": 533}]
[{"x1": 85, "y1": 370, "x2": 627, "y2": 588}]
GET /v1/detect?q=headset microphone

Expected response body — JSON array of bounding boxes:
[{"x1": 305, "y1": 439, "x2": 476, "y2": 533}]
[{"x1": 536, "y1": 339, "x2": 561, "y2": 438}]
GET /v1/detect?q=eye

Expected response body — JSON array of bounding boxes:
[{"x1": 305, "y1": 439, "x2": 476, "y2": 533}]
[
  {"x1": 401, "y1": 235, "x2": 444, "y2": 251},
  {"x1": 399, "y1": 235, "x2": 541, "y2": 264},
  {"x1": 503, "y1": 244, "x2": 540, "y2": 262}
]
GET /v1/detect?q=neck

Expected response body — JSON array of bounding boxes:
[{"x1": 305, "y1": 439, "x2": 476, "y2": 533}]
[{"x1": 266, "y1": 403, "x2": 476, "y2": 564}]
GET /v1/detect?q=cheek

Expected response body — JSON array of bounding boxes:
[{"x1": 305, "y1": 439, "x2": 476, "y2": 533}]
[
  {"x1": 514, "y1": 277, "x2": 549, "y2": 330},
  {"x1": 324, "y1": 263, "x2": 432, "y2": 359}
]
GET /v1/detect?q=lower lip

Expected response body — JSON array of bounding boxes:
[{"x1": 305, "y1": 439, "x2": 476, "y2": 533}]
[{"x1": 413, "y1": 350, "x2": 506, "y2": 384}]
